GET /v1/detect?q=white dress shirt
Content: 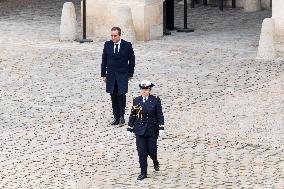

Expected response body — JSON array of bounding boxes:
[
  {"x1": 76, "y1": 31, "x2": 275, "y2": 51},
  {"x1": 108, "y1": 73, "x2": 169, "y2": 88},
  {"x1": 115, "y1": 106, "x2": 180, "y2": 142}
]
[{"x1": 143, "y1": 96, "x2": 149, "y2": 103}]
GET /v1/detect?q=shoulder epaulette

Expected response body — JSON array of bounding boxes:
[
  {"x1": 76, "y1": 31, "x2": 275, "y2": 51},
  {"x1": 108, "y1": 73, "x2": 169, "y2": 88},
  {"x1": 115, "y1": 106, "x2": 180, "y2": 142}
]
[{"x1": 133, "y1": 97, "x2": 139, "y2": 101}]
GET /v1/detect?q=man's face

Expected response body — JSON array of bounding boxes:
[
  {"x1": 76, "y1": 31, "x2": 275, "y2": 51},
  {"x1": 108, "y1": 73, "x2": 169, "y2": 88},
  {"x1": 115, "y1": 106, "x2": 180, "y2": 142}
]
[
  {"x1": 111, "y1": 30, "x2": 121, "y2": 43},
  {"x1": 141, "y1": 88, "x2": 151, "y2": 97}
]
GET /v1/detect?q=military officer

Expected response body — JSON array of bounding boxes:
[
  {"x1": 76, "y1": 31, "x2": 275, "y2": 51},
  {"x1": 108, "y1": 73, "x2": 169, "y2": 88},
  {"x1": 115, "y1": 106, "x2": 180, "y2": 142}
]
[{"x1": 127, "y1": 80, "x2": 165, "y2": 180}]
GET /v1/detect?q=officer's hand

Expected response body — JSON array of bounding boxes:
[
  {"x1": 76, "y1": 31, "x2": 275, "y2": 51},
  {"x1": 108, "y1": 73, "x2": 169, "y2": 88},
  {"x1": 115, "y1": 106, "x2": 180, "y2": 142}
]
[
  {"x1": 127, "y1": 127, "x2": 134, "y2": 138},
  {"x1": 127, "y1": 131, "x2": 132, "y2": 138},
  {"x1": 102, "y1": 77, "x2": 106, "y2": 83}
]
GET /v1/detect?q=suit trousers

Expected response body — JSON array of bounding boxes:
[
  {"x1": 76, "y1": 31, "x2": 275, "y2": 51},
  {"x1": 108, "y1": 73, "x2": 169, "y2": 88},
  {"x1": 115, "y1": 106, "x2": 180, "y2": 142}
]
[
  {"x1": 110, "y1": 80, "x2": 126, "y2": 119},
  {"x1": 136, "y1": 134, "x2": 158, "y2": 175}
]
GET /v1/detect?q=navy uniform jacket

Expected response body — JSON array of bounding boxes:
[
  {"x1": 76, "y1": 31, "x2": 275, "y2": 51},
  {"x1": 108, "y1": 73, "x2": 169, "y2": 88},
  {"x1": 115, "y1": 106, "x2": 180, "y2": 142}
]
[
  {"x1": 101, "y1": 39, "x2": 135, "y2": 94},
  {"x1": 128, "y1": 95, "x2": 164, "y2": 137}
]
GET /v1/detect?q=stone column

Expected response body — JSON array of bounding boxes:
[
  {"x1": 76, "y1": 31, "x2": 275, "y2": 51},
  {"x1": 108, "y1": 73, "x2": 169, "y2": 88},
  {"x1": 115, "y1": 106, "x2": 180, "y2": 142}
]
[
  {"x1": 112, "y1": 7, "x2": 137, "y2": 43},
  {"x1": 131, "y1": 0, "x2": 164, "y2": 41},
  {"x1": 260, "y1": 0, "x2": 271, "y2": 10},
  {"x1": 60, "y1": 2, "x2": 77, "y2": 41},
  {"x1": 257, "y1": 0, "x2": 284, "y2": 59},
  {"x1": 272, "y1": 0, "x2": 284, "y2": 19},
  {"x1": 272, "y1": 0, "x2": 284, "y2": 58},
  {"x1": 243, "y1": 0, "x2": 261, "y2": 12},
  {"x1": 86, "y1": 0, "x2": 164, "y2": 41},
  {"x1": 257, "y1": 18, "x2": 275, "y2": 59}
]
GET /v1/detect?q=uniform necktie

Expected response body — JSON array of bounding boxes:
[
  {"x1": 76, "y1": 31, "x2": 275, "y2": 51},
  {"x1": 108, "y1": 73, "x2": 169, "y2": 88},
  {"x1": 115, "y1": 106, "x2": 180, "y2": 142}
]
[{"x1": 115, "y1": 44, "x2": 119, "y2": 54}]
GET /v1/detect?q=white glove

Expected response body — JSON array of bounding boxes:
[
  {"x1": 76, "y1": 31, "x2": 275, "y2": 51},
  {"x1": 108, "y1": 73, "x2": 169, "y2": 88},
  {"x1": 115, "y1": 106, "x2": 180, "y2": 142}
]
[
  {"x1": 127, "y1": 131, "x2": 132, "y2": 138},
  {"x1": 159, "y1": 129, "x2": 164, "y2": 138},
  {"x1": 127, "y1": 128, "x2": 134, "y2": 138}
]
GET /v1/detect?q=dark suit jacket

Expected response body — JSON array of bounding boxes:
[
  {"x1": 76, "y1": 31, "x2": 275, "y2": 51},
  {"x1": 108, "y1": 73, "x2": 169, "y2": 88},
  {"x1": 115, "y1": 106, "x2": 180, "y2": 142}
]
[
  {"x1": 128, "y1": 95, "x2": 164, "y2": 137},
  {"x1": 101, "y1": 39, "x2": 135, "y2": 94}
]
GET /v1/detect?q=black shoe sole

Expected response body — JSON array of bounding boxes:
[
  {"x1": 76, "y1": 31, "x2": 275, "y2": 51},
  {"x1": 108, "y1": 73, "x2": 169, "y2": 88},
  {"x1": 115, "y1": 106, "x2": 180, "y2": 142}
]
[
  {"x1": 110, "y1": 122, "x2": 120, "y2": 125},
  {"x1": 119, "y1": 119, "x2": 125, "y2": 124},
  {"x1": 154, "y1": 163, "x2": 159, "y2": 171},
  {"x1": 137, "y1": 176, "x2": 147, "y2": 180}
]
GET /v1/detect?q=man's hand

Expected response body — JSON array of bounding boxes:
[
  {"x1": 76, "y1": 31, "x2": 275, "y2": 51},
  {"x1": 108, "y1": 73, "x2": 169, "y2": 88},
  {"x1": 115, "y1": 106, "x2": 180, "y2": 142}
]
[
  {"x1": 159, "y1": 130, "x2": 164, "y2": 138},
  {"x1": 128, "y1": 77, "x2": 133, "y2": 81},
  {"x1": 159, "y1": 127, "x2": 164, "y2": 138},
  {"x1": 102, "y1": 77, "x2": 106, "y2": 83}
]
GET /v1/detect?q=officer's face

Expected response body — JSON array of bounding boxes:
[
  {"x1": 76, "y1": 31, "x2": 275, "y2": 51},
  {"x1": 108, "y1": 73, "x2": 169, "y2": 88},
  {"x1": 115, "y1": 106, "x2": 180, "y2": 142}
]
[
  {"x1": 141, "y1": 88, "x2": 151, "y2": 97},
  {"x1": 111, "y1": 30, "x2": 121, "y2": 43}
]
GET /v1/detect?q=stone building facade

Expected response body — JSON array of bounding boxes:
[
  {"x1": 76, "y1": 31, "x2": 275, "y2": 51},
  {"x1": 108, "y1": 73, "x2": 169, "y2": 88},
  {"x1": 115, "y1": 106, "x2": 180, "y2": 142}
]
[
  {"x1": 85, "y1": 0, "x2": 272, "y2": 42},
  {"x1": 85, "y1": 0, "x2": 164, "y2": 42}
]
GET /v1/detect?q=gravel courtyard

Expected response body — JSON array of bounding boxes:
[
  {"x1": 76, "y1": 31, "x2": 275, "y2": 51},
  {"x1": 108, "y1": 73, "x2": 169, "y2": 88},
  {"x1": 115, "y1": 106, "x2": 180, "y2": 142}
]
[{"x1": 0, "y1": 0, "x2": 283, "y2": 188}]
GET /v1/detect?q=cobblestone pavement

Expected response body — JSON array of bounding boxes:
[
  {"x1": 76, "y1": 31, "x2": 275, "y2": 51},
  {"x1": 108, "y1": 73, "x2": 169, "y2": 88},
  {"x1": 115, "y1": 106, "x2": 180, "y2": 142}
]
[{"x1": 0, "y1": 0, "x2": 283, "y2": 188}]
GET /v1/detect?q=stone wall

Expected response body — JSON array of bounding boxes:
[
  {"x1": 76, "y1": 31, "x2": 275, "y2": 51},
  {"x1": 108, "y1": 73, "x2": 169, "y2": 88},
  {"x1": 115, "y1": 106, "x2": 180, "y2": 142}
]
[{"x1": 85, "y1": 0, "x2": 164, "y2": 42}]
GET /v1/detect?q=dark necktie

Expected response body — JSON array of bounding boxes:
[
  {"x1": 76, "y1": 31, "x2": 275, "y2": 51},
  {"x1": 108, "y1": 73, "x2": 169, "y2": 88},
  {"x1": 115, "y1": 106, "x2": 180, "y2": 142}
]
[{"x1": 115, "y1": 44, "x2": 119, "y2": 54}]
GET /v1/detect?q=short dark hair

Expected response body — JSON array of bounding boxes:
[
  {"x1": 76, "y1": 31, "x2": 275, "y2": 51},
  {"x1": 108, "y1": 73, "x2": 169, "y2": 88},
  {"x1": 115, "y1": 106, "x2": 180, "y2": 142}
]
[{"x1": 111, "y1": 27, "x2": 121, "y2": 36}]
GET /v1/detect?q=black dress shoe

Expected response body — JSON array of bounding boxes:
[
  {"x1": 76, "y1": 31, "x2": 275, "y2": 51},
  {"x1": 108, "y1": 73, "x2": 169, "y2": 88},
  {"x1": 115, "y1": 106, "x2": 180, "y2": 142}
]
[
  {"x1": 137, "y1": 174, "x2": 147, "y2": 180},
  {"x1": 110, "y1": 118, "x2": 120, "y2": 125},
  {"x1": 119, "y1": 117, "x2": 125, "y2": 124},
  {"x1": 154, "y1": 161, "x2": 159, "y2": 171}
]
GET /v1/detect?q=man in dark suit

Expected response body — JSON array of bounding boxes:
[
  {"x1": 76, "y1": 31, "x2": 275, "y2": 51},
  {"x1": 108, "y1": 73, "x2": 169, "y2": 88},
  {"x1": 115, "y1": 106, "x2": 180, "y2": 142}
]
[
  {"x1": 101, "y1": 27, "x2": 135, "y2": 125},
  {"x1": 127, "y1": 80, "x2": 165, "y2": 180}
]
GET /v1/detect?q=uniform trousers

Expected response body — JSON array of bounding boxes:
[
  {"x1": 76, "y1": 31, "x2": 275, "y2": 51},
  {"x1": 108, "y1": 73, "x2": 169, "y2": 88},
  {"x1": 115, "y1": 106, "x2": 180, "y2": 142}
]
[{"x1": 136, "y1": 134, "x2": 158, "y2": 175}]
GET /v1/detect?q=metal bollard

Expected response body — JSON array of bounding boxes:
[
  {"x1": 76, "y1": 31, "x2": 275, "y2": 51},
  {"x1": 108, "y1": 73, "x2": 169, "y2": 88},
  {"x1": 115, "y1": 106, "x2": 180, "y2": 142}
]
[
  {"x1": 165, "y1": 0, "x2": 175, "y2": 31},
  {"x1": 163, "y1": 1, "x2": 172, "y2": 35},
  {"x1": 75, "y1": 0, "x2": 93, "y2": 43},
  {"x1": 219, "y1": 0, "x2": 224, "y2": 11},
  {"x1": 177, "y1": 0, "x2": 194, "y2": 33}
]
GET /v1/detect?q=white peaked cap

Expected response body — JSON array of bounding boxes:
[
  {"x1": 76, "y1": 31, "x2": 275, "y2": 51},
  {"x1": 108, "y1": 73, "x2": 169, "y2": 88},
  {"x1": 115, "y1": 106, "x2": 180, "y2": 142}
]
[{"x1": 139, "y1": 80, "x2": 155, "y2": 88}]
